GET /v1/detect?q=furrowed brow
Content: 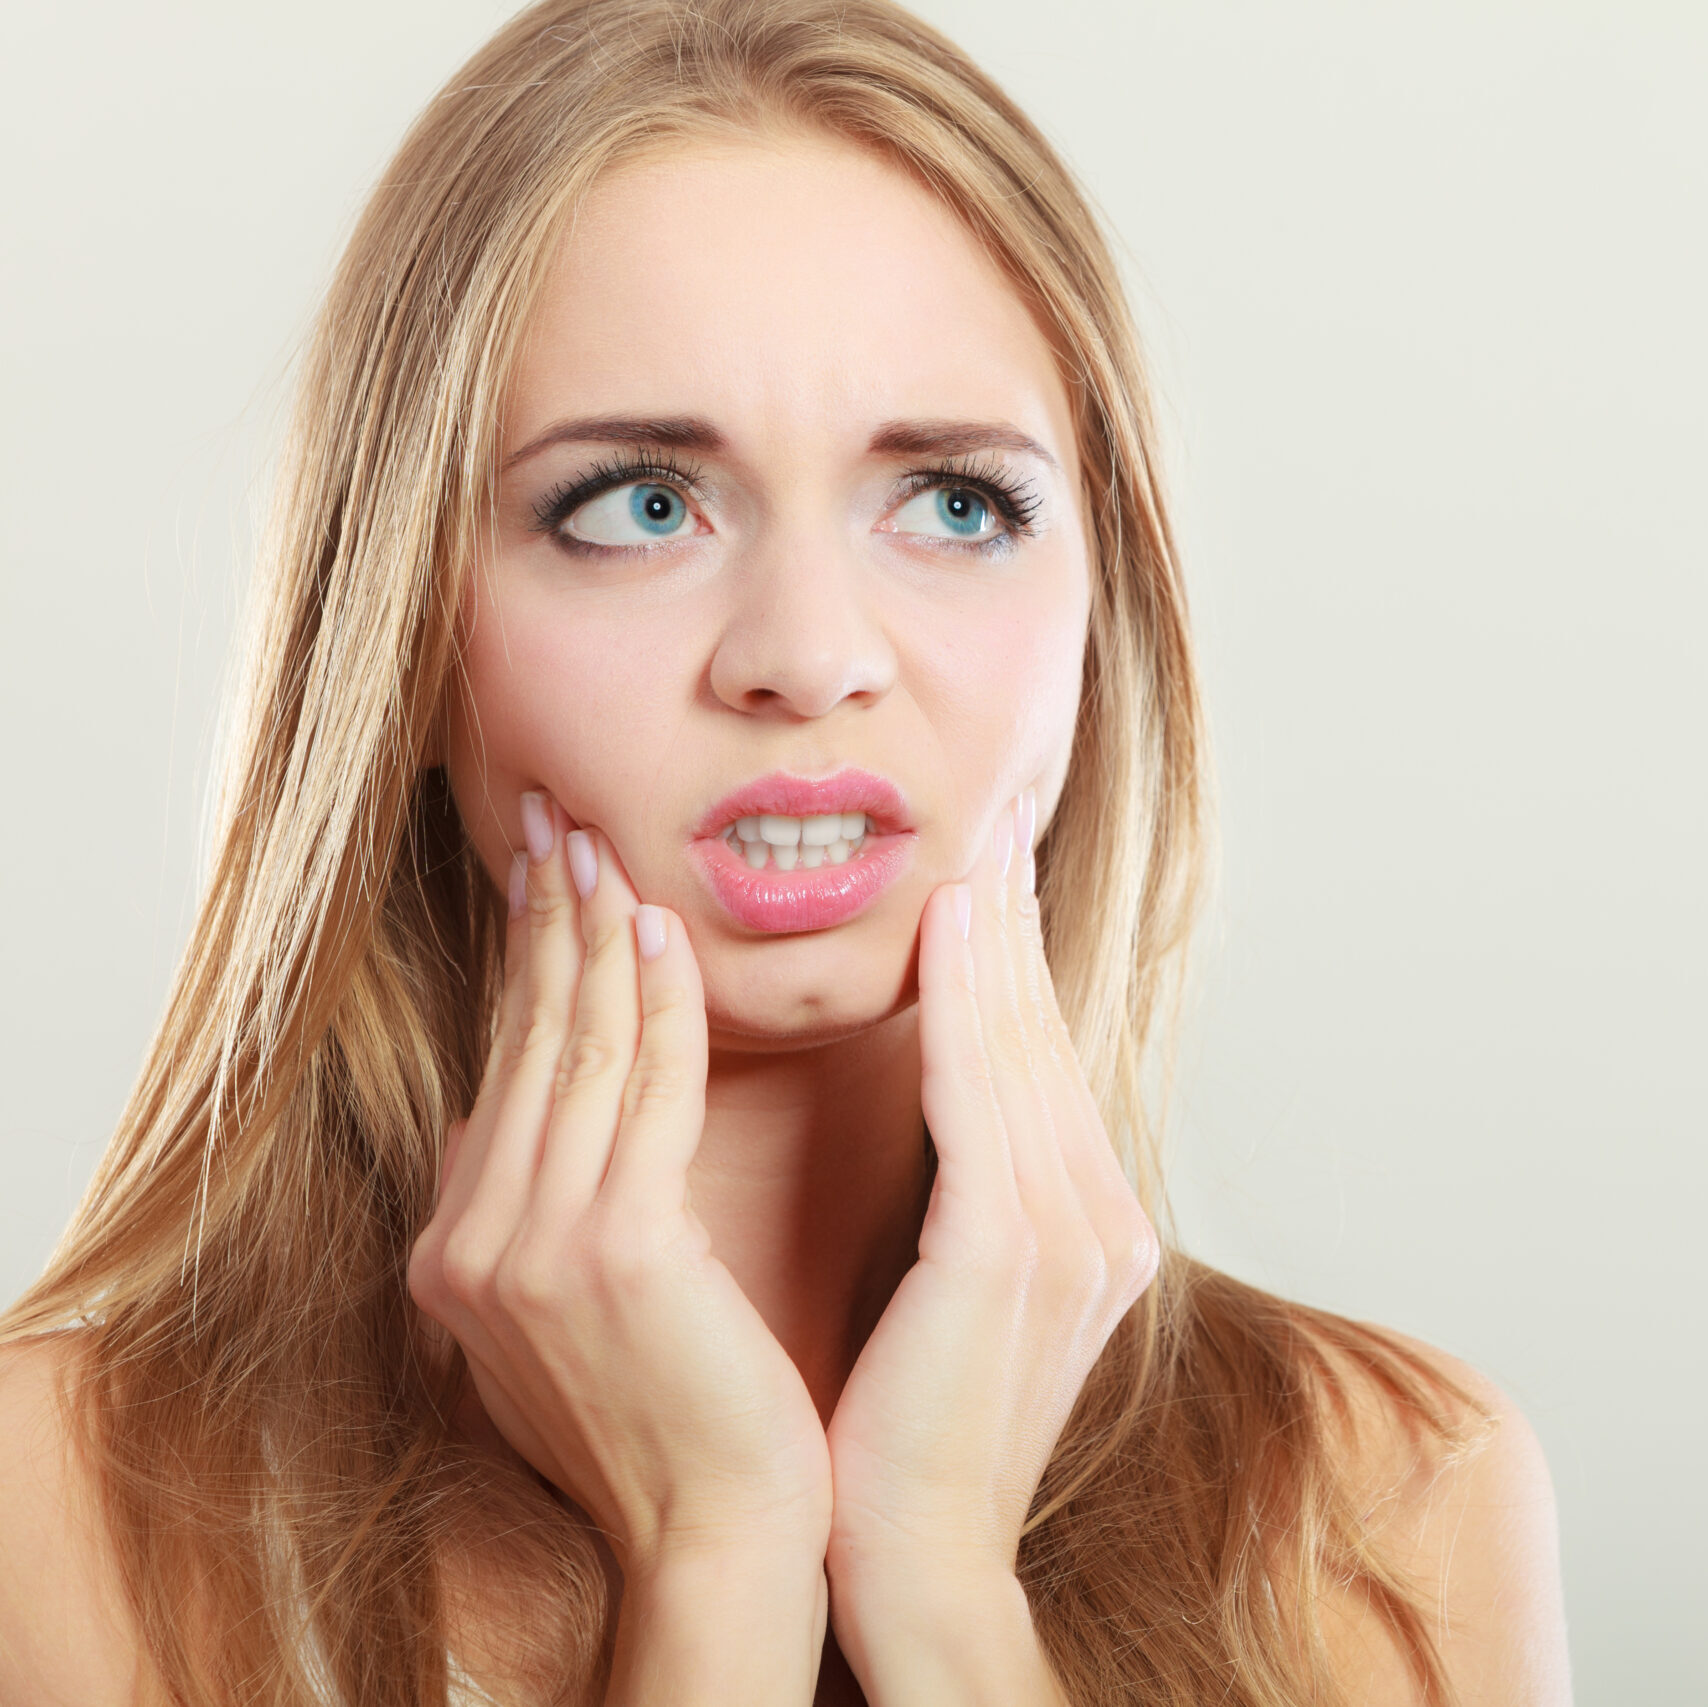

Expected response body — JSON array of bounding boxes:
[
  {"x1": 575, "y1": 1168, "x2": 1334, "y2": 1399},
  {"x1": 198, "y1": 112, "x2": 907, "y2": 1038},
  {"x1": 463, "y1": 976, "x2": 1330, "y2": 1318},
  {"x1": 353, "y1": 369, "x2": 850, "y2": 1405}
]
[
  {"x1": 867, "y1": 419, "x2": 1059, "y2": 471},
  {"x1": 503, "y1": 415, "x2": 727, "y2": 471}
]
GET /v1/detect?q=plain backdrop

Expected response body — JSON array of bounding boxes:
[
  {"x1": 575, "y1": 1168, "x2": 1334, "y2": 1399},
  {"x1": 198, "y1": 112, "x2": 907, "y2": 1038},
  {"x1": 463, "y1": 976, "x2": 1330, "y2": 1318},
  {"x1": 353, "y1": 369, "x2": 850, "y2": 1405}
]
[{"x1": 2, "y1": 2, "x2": 1702, "y2": 1699}]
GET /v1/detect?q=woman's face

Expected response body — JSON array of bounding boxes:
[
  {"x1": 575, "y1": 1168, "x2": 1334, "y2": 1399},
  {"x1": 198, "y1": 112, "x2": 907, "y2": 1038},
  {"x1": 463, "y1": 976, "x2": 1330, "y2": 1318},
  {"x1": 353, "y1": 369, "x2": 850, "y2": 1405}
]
[{"x1": 447, "y1": 134, "x2": 1092, "y2": 1047}]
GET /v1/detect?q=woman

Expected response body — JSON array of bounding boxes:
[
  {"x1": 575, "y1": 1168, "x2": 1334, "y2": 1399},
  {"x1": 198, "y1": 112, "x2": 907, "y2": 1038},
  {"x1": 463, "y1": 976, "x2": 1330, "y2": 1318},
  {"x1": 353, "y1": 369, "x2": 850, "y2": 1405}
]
[{"x1": 0, "y1": 0, "x2": 1569, "y2": 1701}]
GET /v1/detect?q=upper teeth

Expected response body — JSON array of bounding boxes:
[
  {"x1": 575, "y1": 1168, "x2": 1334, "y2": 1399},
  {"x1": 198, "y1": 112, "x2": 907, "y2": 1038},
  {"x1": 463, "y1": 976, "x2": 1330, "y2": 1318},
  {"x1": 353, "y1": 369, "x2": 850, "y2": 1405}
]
[{"x1": 722, "y1": 813, "x2": 874, "y2": 871}]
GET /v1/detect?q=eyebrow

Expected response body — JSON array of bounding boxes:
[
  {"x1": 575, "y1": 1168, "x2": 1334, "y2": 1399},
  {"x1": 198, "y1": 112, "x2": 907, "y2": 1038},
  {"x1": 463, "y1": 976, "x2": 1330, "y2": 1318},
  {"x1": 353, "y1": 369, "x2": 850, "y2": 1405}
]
[
  {"x1": 502, "y1": 414, "x2": 1060, "y2": 473},
  {"x1": 866, "y1": 418, "x2": 1059, "y2": 471},
  {"x1": 503, "y1": 415, "x2": 726, "y2": 471}
]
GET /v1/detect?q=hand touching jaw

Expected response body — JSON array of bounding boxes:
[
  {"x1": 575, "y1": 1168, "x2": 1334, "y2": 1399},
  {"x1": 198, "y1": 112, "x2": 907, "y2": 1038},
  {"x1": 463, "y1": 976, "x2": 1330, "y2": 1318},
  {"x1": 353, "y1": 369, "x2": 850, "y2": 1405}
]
[
  {"x1": 427, "y1": 132, "x2": 1106, "y2": 1701},
  {"x1": 410, "y1": 787, "x2": 1138, "y2": 1706},
  {"x1": 444, "y1": 132, "x2": 1092, "y2": 1053}
]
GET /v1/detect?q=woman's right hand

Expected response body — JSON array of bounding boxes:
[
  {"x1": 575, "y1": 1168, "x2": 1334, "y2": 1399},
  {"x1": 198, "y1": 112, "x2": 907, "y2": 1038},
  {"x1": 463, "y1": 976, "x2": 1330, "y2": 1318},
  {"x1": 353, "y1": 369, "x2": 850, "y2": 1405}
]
[{"x1": 407, "y1": 791, "x2": 833, "y2": 1585}]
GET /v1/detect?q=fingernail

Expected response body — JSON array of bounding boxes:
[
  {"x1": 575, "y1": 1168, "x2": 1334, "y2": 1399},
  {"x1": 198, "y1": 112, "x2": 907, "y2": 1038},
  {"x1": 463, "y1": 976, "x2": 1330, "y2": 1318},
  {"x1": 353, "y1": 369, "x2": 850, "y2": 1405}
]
[
  {"x1": 1024, "y1": 848, "x2": 1036, "y2": 895},
  {"x1": 1020, "y1": 788, "x2": 1037, "y2": 854},
  {"x1": 953, "y1": 883, "x2": 972, "y2": 939},
  {"x1": 567, "y1": 829, "x2": 598, "y2": 898},
  {"x1": 520, "y1": 791, "x2": 554, "y2": 863},
  {"x1": 508, "y1": 851, "x2": 527, "y2": 918},
  {"x1": 635, "y1": 903, "x2": 667, "y2": 961},
  {"x1": 991, "y1": 808, "x2": 1013, "y2": 878}
]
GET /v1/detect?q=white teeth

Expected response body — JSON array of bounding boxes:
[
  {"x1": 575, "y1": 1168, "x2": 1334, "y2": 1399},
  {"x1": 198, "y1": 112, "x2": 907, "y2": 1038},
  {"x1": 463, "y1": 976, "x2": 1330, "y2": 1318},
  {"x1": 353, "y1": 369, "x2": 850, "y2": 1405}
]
[
  {"x1": 725, "y1": 812, "x2": 874, "y2": 844},
  {"x1": 720, "y1": 811, "x2": 877, "y2": 870}
]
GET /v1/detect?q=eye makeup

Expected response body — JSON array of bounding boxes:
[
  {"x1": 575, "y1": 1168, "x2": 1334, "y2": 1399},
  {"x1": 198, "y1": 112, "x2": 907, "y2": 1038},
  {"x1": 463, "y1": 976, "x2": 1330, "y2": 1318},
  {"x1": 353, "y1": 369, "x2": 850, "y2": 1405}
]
[
  {"x1": 891, "y1": 453, "x2": 1042, "y2": 541},
  {"x1": 530, "y1": 449, "x2": 710, "y2": 544},
  {"x1": 526, "y1": 448, "x2": 1044, "y2": 561}
]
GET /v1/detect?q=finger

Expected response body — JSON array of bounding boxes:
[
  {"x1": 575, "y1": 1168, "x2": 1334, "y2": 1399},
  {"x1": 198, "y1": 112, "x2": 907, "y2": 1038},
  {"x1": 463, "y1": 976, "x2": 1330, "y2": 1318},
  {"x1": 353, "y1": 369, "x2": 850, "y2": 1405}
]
[
  {"x1": 599, "y1": 904, "x2": 709, "y2": 1210},
  {"x1": 427, "y1": 847, "x2": 535, "y2": 1230},
  {"x1": 460, "y1": 791, "x2": 584, "y2": 1237},
  {"x1": 532, "y1": 826, "x2": 644, "y2": 1220},
  {"x1": 966, "y1": 794, "x2": 1078, "y2": 1221},
  {"x1": 1010, "y1": 789, "x2": 1151, "y2": 1261},
  {"x1": 917, "y1": 873, "x2": 1021, "y2": 1238}
]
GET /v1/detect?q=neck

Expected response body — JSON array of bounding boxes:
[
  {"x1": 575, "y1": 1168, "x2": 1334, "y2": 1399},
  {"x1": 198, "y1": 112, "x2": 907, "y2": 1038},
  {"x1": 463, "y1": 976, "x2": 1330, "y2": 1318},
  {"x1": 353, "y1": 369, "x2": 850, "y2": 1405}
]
[{"x1": 692, "y1": 1005, "x2": 930, "y2": 1421}]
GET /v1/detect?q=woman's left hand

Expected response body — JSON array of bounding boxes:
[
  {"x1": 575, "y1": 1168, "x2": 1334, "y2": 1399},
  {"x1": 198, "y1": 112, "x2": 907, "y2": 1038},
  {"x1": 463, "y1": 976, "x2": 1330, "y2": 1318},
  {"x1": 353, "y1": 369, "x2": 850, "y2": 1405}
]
[{"x1": 823, "y1": 789, "x2": 1159, "y2": 1689}]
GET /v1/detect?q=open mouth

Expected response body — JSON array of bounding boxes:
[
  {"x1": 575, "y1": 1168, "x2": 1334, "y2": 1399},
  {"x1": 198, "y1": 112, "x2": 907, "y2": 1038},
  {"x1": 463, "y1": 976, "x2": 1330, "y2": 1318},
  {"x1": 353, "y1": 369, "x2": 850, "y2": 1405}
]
[
  {"x1": 688, "y1": 768, "x2": 916, "y2": 933},
  {"x1": 689, "y1": 816, "x2": 914, "y2": 933},
  {"x1": 711, "y1": 811, "x2": 878, "y2": 871}
]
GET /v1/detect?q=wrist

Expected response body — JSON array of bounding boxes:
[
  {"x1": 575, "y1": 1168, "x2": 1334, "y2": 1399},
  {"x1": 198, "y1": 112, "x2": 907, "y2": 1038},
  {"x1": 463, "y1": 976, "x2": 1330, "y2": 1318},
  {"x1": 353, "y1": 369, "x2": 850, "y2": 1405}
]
[
  {"x1": 829, "y1": 1561, "x2": 1067, "y2": 1707},
  {"x1": 607, "y1": 1548, "x2": 828, "y2": 1707}
]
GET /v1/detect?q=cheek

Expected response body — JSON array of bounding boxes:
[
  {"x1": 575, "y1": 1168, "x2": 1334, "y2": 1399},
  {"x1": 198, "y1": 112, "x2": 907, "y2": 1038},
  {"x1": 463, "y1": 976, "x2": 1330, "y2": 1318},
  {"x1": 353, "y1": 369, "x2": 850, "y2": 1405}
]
[
  {"x1": 446, "y1": 588, "x2": 687, "y2": 850},
  {"x1": 926, "y1": 574, "x2": 1088, "y2": 777}
]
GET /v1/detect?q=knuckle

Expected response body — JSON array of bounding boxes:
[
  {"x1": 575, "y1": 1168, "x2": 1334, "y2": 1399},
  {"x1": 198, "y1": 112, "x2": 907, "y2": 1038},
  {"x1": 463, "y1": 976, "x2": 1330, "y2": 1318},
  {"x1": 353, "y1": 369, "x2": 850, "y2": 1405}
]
[
  {"x1": 641, "y1": 980, "x2": 695, "y2": 1022},
  {"x1": 583, "y1": 913, "x2": 631, "y2": 962},
  {"x1": 496, "y1": 1027, "x2": 530, "y2": 1074},
  {"x1": 527, "y1": 882, "x2": 572, "y2": 926},
  {"x1": 437, "y1": 1228, "x2": 493, "y2": 1307},
  {"x1": 1112, "y1": 1211, "x2": 1161, "y2": 1295},
  {"x1": 501, "y1": 1013, "x2": 562, "y2": 1075},
  {"x1": 622, "y1": 1059, "x2": 687, "y2": 1119},
  {"x1": 562, "y1": 1027, "x2": 621, "y2": 1084},
  {"x1": 493, "y1": 1244, "x2": 559, "y2": 1317},
  {"x1": 1031, "y1": 1218, "x2": 1110, "y2": 1310},
  {"x1": 406, "y1": 1234, "x2": 446, "y2": 1316}
]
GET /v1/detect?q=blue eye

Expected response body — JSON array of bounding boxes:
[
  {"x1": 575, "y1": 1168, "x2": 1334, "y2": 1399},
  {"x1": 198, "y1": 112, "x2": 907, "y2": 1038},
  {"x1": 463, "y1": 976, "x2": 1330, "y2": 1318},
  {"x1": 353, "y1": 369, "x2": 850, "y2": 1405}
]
[
  {"x1": 891, "y1": 485, "x2": 1001, "y2": 543},
  {"x1": 564, "y1": 481, "x2": 692, "y2": 545}
]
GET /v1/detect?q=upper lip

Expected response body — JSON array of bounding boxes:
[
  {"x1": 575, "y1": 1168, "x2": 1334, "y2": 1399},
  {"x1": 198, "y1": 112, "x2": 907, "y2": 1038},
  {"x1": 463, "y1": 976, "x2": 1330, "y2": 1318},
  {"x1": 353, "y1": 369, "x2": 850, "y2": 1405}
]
[{"x1": 693, "y1": 768, "x2": 913, "y2": 839}]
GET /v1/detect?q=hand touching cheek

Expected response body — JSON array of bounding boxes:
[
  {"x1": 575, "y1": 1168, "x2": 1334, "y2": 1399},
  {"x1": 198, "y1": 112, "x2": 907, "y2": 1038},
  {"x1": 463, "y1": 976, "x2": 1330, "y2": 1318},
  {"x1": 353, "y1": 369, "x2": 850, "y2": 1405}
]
[
  {"x1": 824, "y1": 789, "x2": 1158, "y2": 1690},
  {"x1": 407, "y1": 796, "x2": 833, "y2": 1583}
]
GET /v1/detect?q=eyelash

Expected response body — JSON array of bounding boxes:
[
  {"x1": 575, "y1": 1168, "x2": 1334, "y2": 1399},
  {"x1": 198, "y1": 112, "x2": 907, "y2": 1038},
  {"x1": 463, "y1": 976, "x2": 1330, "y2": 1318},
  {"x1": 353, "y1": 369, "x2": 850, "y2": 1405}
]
[
  {"x1": 531, "y1": 450, "x2": 708, "y2": 543},
  {"x1": 529, "y1": 451, "x2": 1042, "y2": 558}
]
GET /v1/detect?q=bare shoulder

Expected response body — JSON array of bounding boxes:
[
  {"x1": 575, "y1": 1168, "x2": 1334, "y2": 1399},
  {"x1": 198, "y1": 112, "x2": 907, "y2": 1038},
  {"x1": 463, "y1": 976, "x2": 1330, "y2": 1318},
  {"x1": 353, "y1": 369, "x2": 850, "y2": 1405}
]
[
  {"x1": 1316, "y1": 1326, "x2": 1572, "y2": 1706},
  {"x1": 0, "y1": 1333, "x2": 158, "y2": 1706}
]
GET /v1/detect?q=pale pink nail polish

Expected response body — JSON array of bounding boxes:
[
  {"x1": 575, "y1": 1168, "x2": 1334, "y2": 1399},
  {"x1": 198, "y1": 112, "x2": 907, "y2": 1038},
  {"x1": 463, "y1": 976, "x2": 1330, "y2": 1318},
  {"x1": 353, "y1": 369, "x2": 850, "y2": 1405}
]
[
  {"x1": 992, "y1": 809, "x2": 1013, "y2": 877},
  {"x1": 508, "y1": 851, "x2": 527, "y2": 918},
  {"x1": 1024, "y1": 848, "x2": 1036, "y2": 895},
  {"x1": 520, "y1": 791, "x2": 553, "y2": 863},
  {"x1": 567, "y1": 829, "x2": 598, "y2": 899},
  {"x1": 953, "y1": 883, "x2": 972, "y2": 940},
  {"x1": 1020, "y1": 787, "x2": 1037, "y2": 854},
  {"x1": 635, "y1": 904, "x2": 667, "y2": 961}
]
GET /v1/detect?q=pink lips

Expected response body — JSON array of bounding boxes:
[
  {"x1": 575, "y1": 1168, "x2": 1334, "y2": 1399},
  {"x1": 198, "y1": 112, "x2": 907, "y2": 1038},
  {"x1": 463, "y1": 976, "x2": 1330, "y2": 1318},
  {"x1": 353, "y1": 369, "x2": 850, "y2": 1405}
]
[{"x1": 689, "y1": 767, "x2": 916, "y2": 934}]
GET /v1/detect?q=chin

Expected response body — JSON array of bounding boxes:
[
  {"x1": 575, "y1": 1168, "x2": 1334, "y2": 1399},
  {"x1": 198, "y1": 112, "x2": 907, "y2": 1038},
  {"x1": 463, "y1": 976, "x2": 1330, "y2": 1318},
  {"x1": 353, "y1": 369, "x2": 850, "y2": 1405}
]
[{"x1": 703, "y1": 970, "x2": 918, "y2": 1053}]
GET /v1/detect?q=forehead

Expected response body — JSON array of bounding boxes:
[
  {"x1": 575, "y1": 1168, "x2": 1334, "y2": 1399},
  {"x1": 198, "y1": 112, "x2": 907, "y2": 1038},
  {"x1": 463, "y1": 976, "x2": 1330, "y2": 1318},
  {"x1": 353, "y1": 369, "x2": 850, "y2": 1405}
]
[{"x1": 506, "y1": 134, "x2": 1073, "y2": 458}]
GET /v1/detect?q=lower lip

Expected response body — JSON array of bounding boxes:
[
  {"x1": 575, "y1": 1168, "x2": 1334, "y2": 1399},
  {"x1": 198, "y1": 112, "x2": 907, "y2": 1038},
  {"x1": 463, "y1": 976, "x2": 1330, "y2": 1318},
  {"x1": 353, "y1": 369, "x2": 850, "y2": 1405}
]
[{"x1": 689, "y1": 830, "x2": 916, "y2": 933}]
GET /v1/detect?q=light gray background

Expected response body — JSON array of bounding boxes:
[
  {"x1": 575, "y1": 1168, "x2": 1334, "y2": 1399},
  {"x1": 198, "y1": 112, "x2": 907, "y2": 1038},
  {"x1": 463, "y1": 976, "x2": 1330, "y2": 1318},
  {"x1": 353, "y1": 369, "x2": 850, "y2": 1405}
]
[{"x1": 2, "y1": 3, "x2": 1702, "y2": 1699}]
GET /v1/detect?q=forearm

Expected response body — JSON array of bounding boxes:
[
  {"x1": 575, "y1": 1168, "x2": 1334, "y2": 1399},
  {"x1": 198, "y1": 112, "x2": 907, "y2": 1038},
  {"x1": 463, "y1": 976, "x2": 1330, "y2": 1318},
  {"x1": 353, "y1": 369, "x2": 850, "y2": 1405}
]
[
  {"x1": 830, "y1": 1564, "x2": 1069, "y2": 1707},
  {"x1": 605, "y1": 1550, "x2": 828, "y2": 1706}
]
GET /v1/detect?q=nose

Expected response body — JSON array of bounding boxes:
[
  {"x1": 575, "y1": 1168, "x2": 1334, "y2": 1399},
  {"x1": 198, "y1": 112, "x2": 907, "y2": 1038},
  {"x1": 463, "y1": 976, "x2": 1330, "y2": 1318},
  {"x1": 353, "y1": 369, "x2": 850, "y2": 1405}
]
[{"x1": 707, "y1": 523, "x2": 898, "y2": 719}]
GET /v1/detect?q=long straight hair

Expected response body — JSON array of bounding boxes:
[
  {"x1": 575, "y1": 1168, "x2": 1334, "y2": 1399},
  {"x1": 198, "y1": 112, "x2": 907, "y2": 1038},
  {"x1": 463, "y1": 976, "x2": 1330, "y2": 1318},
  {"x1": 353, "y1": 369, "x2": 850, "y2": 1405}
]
[{"x1": 3, "y1": 2, "x2": 1484, "y2": 1701}]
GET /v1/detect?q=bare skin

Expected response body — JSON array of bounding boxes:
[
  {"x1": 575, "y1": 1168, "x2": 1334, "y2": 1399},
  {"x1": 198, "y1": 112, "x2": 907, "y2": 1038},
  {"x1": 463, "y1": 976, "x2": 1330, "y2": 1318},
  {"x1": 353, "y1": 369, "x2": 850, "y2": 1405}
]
[
  {"x1": 0, "y1": 137, "x2": 1571, "y2": 1706},
  {"x1": 438, "y1": 134, "x2": 1097, "y2": 1433}
]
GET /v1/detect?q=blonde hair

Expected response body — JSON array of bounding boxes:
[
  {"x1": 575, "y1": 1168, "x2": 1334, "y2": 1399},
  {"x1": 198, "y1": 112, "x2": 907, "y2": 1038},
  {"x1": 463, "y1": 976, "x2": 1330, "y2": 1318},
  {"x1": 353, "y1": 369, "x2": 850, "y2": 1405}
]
[{"x1": 3, "y1": 2, "x2": 1485, "y2": 1701}]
